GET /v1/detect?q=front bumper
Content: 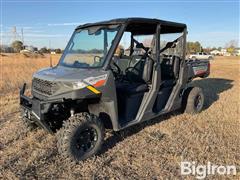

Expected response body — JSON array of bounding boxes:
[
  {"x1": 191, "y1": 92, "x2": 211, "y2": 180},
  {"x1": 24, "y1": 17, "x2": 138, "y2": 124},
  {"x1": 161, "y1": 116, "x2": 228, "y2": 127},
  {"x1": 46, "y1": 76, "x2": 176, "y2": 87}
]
[{"x1": 20, "y1": 83, "x2": 62, "y2": 132}]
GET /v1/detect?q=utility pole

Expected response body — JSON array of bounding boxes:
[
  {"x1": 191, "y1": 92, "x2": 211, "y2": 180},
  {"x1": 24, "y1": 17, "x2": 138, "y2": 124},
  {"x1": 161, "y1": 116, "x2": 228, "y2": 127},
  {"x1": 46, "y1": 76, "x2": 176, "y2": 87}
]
[
  {"x1": 10, "y1": 26, "x2": 21, "y2": 46},
  {"x1": 49, "y1": 40, "x2": 52, "y2": 67},
  {"x1": 12, "y1": 26, "x2": 17, "y2": 41},
  {"x1": 21, "y1": 28, "x2": 24, "y2": 45}
]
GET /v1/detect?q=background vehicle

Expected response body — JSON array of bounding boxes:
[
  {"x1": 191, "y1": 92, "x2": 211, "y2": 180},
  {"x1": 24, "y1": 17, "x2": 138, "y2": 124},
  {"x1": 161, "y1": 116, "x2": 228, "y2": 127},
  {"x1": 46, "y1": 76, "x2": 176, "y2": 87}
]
[
  {"x1": 20, "y1": 18, "x2": 210, "y2": 162},
  {"x1": 189, "y1": 52, "x2": 213, "y2": 60}
]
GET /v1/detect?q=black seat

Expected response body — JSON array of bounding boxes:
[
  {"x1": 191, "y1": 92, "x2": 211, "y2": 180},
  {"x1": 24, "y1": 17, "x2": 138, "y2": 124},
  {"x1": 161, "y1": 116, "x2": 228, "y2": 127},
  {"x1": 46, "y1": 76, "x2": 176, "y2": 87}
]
[
  {"x1": 161, "y1": 79, "x2": 175, "y2": 88},
  {"x1": 116, "y1": 57, "x2": 153, "y2": 95},
  {"x1": 116, "y1": 58, "x2": 153, "y2": 123},
  {"x1": 153, "y1": 56, "x2": 180, "y2": 113},
  {"x1": 116, "y1": 82, "x2": 148, "y2": 95},
  {"x1": 161, "y1": 56, "x2": 180, "y2": 88}
]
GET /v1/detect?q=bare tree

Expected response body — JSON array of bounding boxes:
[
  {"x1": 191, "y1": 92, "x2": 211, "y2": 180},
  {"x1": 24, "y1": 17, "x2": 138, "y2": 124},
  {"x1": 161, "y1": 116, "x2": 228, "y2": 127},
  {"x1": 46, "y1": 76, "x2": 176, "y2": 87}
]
[
  {"x1": 225, "y1": 40, "x2": 238, "y2": 54},
  {"x1": 225, "y1": 40, "x2": 238, "y2": 48}
]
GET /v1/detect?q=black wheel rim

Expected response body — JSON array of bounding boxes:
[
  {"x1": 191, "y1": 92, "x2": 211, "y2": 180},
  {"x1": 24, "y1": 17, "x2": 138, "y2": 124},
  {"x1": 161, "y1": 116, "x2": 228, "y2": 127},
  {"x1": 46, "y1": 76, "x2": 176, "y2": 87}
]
[
  {"x1": 74, "y1": 126, "x2": 98, "y2": 153},
  {"x1": 194, "y1": 95, "x2": 202, "y2": 110}
]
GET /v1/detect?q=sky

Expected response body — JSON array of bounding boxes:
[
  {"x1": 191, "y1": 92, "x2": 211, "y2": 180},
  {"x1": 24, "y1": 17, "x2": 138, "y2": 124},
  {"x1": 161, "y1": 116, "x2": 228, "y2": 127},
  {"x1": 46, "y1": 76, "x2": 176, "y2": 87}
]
[{"x1": 1, "y1": 0, "x2": 239, "y2": 49}]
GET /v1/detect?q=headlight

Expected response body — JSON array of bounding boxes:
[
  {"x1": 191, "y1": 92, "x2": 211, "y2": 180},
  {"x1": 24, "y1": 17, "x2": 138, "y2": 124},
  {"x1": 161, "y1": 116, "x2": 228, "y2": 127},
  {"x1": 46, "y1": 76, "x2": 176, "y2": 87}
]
[{"x1": 72, "y1": 81, "x2": 87, "y2": 90}]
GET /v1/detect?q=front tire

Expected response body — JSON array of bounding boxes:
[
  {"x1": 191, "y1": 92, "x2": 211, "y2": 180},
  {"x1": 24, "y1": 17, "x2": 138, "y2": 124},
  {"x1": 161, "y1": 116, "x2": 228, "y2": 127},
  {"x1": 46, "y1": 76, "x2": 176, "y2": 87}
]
[
  {"x1": 57, "y1": 112, "x2": 105, "y2": 162},
  {"x1": 183, "y1": 87, "x2": 204, "y2": 114},
  {"x1": 22, "y1": 117, "x2": 38, "y2": 131}
]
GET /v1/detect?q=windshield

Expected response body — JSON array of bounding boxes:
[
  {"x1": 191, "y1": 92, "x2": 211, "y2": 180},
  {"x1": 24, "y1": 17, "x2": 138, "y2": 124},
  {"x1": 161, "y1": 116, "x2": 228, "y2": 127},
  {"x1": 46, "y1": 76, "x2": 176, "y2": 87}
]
[{"x1": 59, "y1": 25, "x2": 119, "y2": 68}]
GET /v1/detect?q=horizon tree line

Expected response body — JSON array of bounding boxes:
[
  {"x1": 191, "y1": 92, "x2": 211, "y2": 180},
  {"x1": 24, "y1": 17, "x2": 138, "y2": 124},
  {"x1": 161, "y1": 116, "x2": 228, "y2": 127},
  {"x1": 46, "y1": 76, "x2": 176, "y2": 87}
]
[{"x1": 0, "y1": 40, "x2": 238, "y2": 54}]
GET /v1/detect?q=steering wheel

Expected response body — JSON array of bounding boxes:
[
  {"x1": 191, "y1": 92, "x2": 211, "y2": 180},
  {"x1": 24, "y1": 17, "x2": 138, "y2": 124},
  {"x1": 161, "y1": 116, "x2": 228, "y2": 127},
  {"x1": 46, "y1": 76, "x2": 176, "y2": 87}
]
[
  {"x1": 125, "y1": 66, "x2": 142, "y2": 82},
  {"x1": 111, "y1": 62, "x2": 122, "y2": 78}
]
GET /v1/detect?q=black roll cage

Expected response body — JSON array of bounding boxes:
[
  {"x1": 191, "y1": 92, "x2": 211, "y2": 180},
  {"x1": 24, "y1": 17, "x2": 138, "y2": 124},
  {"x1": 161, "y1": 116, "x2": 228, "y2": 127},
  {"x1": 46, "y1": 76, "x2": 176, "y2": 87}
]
[{"x1": 102, "y1": 22, "x2": 187, "y2": 70}]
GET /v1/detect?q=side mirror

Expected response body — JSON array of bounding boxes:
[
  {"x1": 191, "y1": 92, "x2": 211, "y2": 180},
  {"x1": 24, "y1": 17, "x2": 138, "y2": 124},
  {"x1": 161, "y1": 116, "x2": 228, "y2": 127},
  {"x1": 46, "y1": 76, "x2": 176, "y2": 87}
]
[{"x1": 94, "y1": 56, "x2": 101, "y2": 63}]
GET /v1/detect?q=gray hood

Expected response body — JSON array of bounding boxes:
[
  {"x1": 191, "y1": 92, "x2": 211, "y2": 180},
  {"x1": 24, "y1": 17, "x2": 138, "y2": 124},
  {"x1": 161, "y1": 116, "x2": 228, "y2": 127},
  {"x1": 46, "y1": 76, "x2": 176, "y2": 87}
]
[{"x1": 33, "y1": 65, "x2": 106, "y2": 82}]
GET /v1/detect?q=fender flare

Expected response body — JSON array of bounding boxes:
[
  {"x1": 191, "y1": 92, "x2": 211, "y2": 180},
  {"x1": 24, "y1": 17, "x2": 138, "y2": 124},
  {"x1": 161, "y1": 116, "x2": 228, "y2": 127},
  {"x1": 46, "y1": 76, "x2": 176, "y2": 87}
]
[{"x1": 88, "y1": 100, "x2": 120, "y2": 131}]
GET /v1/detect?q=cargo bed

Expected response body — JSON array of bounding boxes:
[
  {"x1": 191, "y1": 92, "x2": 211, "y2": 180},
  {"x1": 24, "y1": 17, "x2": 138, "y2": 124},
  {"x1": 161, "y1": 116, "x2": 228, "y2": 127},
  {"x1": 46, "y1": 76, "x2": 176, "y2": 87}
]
[{"x1": 186, "y1": 59, "x2": 210, "y2": 79}]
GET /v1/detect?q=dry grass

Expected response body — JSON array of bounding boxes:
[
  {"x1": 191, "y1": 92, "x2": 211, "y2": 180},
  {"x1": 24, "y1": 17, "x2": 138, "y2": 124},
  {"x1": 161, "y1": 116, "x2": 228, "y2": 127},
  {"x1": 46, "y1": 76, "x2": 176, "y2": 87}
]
[
  {"x1": 0, "y1": 53, "x2": 60, "y2": 94},
  {"x1": 64, "y1": 53, "x2": 101, "y2": 65},
  {"x1": 0, "y1": 54, "x2": 239, "y2": 179}
]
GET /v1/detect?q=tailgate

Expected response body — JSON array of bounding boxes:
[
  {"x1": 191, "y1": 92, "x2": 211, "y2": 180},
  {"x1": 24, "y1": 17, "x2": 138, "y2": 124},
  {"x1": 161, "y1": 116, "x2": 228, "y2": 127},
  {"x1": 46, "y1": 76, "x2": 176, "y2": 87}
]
[{"x1": 187, "y1": 60, "x2": 210, "y2": 79}]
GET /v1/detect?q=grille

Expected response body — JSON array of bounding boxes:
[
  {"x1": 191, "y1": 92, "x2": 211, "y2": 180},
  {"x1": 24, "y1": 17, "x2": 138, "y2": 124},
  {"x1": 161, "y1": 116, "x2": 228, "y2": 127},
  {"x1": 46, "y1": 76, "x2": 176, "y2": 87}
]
[{"x1": 32, "y1": 78, "x2": 57, "y2": 96}]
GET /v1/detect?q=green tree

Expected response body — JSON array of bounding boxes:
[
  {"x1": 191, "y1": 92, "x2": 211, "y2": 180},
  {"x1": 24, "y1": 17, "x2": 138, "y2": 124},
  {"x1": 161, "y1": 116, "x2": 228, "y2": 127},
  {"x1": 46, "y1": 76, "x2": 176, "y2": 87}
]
[
  {"x1": 227, "y1": 47, "x2": 235, "y2": 54},
  {"x1": 187, "y1": 41, "x2": 202, "y2": 54},
  {"x1": 55, "y1": 48, "x2": 62, "y2": 54},
  {"x1": 195, "y1": 41, "x2": 201, "y2": 52},
  {"x1": 39, "y1": 47, "x2": 49, "y2": 53},
  {"x1": 11, "y1": 40, "x2": 23, "y2": 52}
]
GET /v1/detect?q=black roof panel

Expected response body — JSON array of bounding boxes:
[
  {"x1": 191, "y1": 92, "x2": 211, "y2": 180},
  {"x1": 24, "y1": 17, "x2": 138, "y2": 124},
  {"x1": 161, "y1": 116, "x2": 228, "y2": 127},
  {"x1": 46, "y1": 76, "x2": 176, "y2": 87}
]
[{"x1": 76, "y1": 17, "x2": 186, "y2": 30}]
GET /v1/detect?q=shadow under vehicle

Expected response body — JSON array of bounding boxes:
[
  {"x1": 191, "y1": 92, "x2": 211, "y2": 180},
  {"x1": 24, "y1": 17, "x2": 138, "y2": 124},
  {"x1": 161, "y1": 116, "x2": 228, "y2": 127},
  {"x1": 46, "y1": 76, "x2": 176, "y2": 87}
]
[{"x1": 20, "y1": 18, "x2": 210, "y2": 162}]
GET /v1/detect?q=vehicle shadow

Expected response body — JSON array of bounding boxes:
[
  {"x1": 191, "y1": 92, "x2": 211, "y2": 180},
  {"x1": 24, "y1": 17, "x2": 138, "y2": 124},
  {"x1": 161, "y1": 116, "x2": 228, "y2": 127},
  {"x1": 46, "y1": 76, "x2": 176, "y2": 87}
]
[
  {"x1": 99, "y1": 78, "x2": 233, "y2": 155},
  {"x1": 189, "y1": 78, "x2": 233, "y2": 109},
  {"x1": 100, "y1": 112, "x2": 174, "y2": 155}
]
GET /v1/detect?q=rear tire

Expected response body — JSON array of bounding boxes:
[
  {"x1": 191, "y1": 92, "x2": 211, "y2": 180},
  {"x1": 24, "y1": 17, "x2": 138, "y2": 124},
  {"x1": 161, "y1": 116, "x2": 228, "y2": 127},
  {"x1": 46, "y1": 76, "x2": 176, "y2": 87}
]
[
  {"x1": 22, "y1": 117, "x2": 38, "y2": 131},
  {"x1": 199, "y1": 73, "x2": 209, "y2": 78},
  {"x1": 183, "y1": 87, "x2": 204, "y2": 114},
  {"x1": 57, "y1": 112, "x2": 105, "y2": 162}
]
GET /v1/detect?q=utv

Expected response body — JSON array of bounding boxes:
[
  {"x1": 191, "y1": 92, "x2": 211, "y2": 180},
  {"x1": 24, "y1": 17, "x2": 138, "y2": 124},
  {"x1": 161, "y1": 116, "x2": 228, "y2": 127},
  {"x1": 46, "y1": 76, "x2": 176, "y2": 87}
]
[{"x1": 20, "y1": 18, "x2": 210, "y2": 162}]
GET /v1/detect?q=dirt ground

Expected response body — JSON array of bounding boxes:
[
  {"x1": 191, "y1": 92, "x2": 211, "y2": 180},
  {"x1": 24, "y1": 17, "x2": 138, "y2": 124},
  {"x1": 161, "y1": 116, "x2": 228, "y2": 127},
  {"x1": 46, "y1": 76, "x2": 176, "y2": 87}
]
[{"x1": 0, "y1": 54, "x2": 239, "y2": 179}]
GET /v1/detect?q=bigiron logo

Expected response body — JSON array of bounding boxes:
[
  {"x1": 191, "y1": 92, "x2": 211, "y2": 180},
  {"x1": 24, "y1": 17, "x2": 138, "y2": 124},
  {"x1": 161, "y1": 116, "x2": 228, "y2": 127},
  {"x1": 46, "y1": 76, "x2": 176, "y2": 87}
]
[{"x1": 180, "y1": 161, "x2": 237, "y2": 179}]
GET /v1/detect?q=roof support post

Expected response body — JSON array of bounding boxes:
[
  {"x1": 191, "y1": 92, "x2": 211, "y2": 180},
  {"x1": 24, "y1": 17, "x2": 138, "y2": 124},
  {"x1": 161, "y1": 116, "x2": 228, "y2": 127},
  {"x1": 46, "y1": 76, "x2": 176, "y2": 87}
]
[
  {"x1": 156, "y1": 24, "x2": 161, "y2": 63},
  {"x1": 103, "y1": 24, "x2": 126, "y2": 70},
  {"x1": 130, "y1": 33, "x2": 134, "y2": 55},
  {"x1": 182, "y1": 28, "x2": 187, "y2": 60},
  {"x1": 103, "y1": 29, "x2": 108, "y2": 55}
]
